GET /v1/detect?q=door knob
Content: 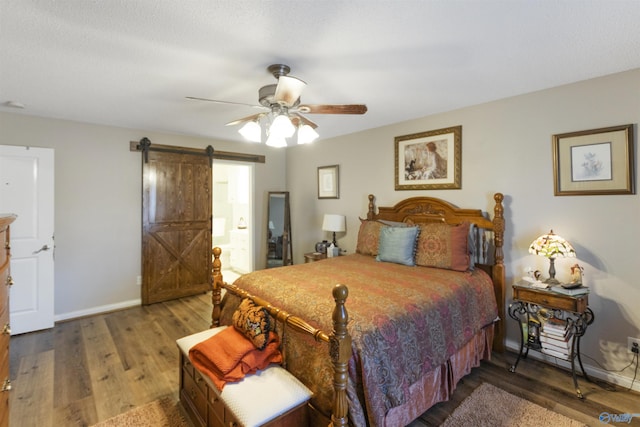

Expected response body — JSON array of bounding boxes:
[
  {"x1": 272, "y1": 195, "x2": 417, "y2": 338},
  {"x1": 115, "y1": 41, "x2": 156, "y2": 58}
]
[{"x1": 33, "y1": 244, "x2": 50, "y2": 254}]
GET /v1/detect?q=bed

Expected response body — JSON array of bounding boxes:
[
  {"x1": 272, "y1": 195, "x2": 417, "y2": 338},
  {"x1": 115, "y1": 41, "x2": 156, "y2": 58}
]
[{"x1": 210, "y1": 193, "x2": 505, "y2": 427}]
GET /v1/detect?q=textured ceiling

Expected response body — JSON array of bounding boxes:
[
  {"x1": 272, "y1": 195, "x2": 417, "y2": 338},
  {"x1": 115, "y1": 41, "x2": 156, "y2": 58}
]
[{"x1": 1, "y1": 1, "x2": 640, "y2": 145}]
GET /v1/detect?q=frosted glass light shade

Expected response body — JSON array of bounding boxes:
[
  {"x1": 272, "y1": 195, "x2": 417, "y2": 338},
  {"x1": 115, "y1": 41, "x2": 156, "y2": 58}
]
[
  {"x1": 297, "y1": 124, "x2": 319, "y2": 144},
  {"x1": 269, "y1": 115, "x2": 295, "y2": 138},
  {"x1": 238, "y1": 121, "x2": 262, "y2": 142},
  {"x1": 274, "y1": 75, "x2": 306, "y2": 106},
  {"x1": 266, "y1": 134, "x2": 287, "y2": 148}
]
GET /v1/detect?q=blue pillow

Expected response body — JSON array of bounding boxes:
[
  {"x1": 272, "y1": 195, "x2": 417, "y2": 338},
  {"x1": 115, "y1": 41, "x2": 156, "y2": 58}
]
[{"x1": 376, "y1": 226, "x2": 420, "y2": 266}]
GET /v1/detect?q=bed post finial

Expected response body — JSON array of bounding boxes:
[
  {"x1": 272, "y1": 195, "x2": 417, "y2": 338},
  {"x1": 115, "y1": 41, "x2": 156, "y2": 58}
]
[
  {"x1": 492, "y1": 193, "x2": 506, "y2": 352},
  {"x1": 330, "y1": 284, "x2": 351, "y2": 427},
  {"x1": 367, "y1": 194, "x2": 376, "y2": 220},
  {"x1": 211, "y1": 247, "x2": 223, "y2": 328}
]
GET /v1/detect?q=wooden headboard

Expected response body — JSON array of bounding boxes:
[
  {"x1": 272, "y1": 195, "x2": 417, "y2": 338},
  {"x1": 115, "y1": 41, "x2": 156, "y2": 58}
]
[{"x1": 366, "y1": 193, "x2": 506, "y2": 352}]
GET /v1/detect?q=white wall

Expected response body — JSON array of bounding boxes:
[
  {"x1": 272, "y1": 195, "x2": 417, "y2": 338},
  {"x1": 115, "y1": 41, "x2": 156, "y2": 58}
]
[
  {"x1": 286, "y1": 68, "x2": 640, "y2": 389},
  {"x1": 0, "y1": 113, "x2": 286, "y2": 319}
]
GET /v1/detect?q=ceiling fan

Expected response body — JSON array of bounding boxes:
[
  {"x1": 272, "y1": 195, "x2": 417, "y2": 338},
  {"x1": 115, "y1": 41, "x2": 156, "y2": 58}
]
[{"x1": 187, "y1": 64, "x2": 367, "y2": 146}]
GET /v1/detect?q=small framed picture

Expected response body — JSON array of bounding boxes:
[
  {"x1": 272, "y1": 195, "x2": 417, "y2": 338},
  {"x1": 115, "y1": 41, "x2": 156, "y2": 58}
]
[
  {"x1": 552, "y1": 124, "x2": 634, "y2": 195},
  {"x1": 318, "y1": 165, "x2": 339, "y2": 199},
  {"x1": 395, "y1": 125, "x2": 462, "y2": 190}
]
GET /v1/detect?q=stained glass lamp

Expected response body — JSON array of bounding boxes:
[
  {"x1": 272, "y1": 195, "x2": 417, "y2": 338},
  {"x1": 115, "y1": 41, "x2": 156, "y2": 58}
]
[{"x1": 528, "y1": 230, "x2": 576, "y2": 285}]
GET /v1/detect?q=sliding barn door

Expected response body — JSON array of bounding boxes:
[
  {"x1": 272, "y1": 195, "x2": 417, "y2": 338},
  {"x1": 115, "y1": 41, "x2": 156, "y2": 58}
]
[{"x1": 142, "y1": 150, "x2": 212, "y2": 304}]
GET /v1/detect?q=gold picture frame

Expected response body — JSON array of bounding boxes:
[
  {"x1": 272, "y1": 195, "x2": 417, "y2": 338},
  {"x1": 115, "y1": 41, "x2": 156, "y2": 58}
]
[
  {"x1": 395, "y1": 126, "x2": 462, "y2": 190},
  {"x1": 552, "y1": 124, "x2": 634, "y2": 196},
  {"x1": 318, "y1": 165, "x2": 339, "y2": 199}
]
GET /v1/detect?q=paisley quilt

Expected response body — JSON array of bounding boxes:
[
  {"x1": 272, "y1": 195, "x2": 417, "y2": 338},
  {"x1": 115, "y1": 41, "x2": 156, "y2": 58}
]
[{"x1": 219, "y1": 253, "x2": 498, "y2": 426}]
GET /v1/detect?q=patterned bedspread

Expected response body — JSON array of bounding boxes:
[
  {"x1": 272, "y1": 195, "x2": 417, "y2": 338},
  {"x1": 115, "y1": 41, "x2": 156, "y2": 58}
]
[{"x1": 219, "y1": 253, "x2": 498, "y2": 426}]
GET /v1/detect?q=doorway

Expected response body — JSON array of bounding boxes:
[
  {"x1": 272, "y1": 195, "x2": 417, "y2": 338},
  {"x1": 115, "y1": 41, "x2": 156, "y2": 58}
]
[
  {"x1": 0, "y1": 145, "x2": 55, "y2": 334},
  {"x1": 212, "y1": 161, "x2": 253, "y2": 282}
]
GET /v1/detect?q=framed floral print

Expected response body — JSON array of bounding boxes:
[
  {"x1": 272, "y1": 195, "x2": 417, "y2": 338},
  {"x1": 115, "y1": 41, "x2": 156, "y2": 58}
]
[{"x1": 553, "y1": 124, "x2": 634, "y2": 195}]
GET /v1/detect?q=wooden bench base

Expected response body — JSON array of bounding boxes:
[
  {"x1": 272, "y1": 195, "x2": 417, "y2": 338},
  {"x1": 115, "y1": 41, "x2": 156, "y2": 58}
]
[
  {"x1": 177, "y1": 328, "x2": 312, "y2": 427},
  {"x1": 179, "y1": 353, "x2": 309, "y2": 427}
]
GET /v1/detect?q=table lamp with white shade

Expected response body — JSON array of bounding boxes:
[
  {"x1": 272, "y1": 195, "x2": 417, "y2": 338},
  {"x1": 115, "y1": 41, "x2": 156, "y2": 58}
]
[{"x1": 322, "y1": 214, "x2": 346, "y2": 247}]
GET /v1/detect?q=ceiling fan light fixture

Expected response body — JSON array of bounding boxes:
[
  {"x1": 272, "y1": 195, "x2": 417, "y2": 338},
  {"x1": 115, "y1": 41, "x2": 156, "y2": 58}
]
[
  {"x1": 191, "y1": 65, "x2": 366, "y2": 147},
  {"x1": 269, "y1": 114, "x2": 295, "y2": 138},
  {"x1": 297, "y1": 124, "x2": 319, "y2": 145},
  {"x1": 274, "y1": 75, "x2": 306, "y2": 107},
  {"x1": 265, "y1": 134, "x2": 287, "y2": 148},
  {"x1": 238, "y1": 120, "x2": 262, "y2": 142}
]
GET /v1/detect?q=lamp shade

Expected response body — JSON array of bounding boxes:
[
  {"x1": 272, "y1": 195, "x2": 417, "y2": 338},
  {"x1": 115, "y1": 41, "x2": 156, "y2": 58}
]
[
  {"x1": 528, "y1": 230, "x2": 576, "y2": 259},
  {"x1": 274, "y1": 75, "x2": 306, "y2": 106},
  {"x1": 529, "y1": 229, "x2": 576, "y2": 284},
  {"x1": 297, "y1": 124, "x2": 319, "y2": 145},
  {"x1": 238, "y1": 120, "x2": 262, "y2": 142},
  {"x1": 265, "y1": 133, "x2": 287, "y2": 148},
  {"x1": 322, "y1": 214, "x2": 345, "y2": 247},
  {"x1": 322, "y1": 214, "x2": 346, "y2": 232},
  {"x1": 269, "y1": 114, "x2": 295, "y2": 138}
]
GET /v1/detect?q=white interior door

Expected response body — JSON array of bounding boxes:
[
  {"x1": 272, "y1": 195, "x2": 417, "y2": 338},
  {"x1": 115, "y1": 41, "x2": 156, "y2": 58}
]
[{"x1": 0, "y1": 145, "x2": 55, "y2": 334}]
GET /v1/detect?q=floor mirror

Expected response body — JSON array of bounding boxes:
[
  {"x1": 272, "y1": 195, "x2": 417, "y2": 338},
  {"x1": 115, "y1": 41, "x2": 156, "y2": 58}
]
[{"x1": 266, "y1": 191, "x2": 292, "y2": 268}]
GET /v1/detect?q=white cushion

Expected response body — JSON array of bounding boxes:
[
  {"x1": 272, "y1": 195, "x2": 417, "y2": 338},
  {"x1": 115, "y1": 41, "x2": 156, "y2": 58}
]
[
  {"x1": 177, "y1": 327, "x2": 313, "y2": 427},
  {"x1": 176, "y1": 326, "x2": 226, "y2": 355}
]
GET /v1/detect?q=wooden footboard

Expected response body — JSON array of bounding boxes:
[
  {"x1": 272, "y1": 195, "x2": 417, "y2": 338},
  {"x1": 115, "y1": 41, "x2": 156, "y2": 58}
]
[{"x1": 211, "y1": 247, "x2": 351, "y2": 426}]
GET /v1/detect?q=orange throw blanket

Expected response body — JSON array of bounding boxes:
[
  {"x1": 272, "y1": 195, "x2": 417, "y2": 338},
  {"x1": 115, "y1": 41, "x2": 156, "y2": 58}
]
[{"x1": 189, "y1": 326, "x2": 283, "y2": 390}]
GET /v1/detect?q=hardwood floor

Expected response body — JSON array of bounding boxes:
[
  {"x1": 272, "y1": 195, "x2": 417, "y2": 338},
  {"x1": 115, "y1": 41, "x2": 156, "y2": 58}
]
[{"x1": 9, "y1": 292, "x2": 640, "y2": 427}]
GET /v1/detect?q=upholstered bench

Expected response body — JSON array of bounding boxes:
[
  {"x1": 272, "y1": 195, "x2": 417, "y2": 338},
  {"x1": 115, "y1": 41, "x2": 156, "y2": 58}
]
[{"x1": 177, "y1": 327, "x2": 312, "y2": 427}]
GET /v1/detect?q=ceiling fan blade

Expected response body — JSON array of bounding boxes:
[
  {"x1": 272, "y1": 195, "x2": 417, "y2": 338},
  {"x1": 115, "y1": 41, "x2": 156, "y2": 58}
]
[
  {"x1": 290, "y1": 113, "x2": 318, "y2": 129},
  {"x1": 274, "y1": 76, "x2": 306, "y2": 107},
  {"x1": 186, "y1": 96, "x2": 264, "y2": 109},
  {"x1": 225, "y1": 112, "x2": 265, "y2": 127},
  {"x1": 298, "y1": 104, "x2": 368, "y2": 115},
  {"x1": 291, "y1": 113, "x2": 318, "y2": 129}
]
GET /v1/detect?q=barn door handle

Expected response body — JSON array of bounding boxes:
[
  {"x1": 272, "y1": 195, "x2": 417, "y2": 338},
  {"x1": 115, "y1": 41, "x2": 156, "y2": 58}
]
[{"x1": 33, "y1": 244, "x2": 50, "y2": 254}]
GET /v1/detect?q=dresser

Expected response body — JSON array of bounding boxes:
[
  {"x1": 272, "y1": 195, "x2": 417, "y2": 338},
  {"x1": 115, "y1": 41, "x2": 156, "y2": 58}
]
[{"x1": 0, "y1": 214, "x2": 16, "y2": 427}]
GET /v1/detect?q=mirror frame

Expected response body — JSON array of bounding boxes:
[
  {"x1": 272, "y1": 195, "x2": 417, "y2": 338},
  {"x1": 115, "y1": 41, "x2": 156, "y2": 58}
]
[{"x1": 266, "y1": 191, "x2": 292, "y2": 268}]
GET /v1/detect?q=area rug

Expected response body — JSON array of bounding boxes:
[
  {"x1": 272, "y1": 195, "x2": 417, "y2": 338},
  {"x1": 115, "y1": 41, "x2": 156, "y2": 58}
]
[
  {"x1": 441, "y1": 383, "x2": 586, "y2": 427},
  {"x1": 91, "y1": 396, "x2": 188, "y2": 427}
]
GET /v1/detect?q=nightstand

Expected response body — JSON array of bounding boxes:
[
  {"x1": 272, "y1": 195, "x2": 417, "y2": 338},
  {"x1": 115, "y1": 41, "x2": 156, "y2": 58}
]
[
  {"x1": 304, "y1": 252, "x2": 327, "y2": 263},
  {"x1": 509, "y1": 280, "x2": 594, "y2": 398}
]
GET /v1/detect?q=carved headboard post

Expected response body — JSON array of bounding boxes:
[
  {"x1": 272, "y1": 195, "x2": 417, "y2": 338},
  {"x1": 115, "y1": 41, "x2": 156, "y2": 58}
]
[
  {"x1": 366, "y1": 194, "x2": 376, "y2": 220},
  {"x1": 330, "y1": 284, "x2": 351, "y2": 427},
  {"x1": 491, "y1": 193, "x2": 506, "y2": 352},
  {"x1": 211, "y1": 247, "x2": 224, "y2": 328}
]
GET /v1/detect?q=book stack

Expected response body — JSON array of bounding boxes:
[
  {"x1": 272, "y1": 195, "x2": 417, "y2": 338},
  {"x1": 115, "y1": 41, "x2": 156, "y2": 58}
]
[
  {"x1": 551, "y1": 285, "x2": 589, "y2": 296},
  {"x1": 540, "y1": 318, "x2": 574, "y2": 359}
]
